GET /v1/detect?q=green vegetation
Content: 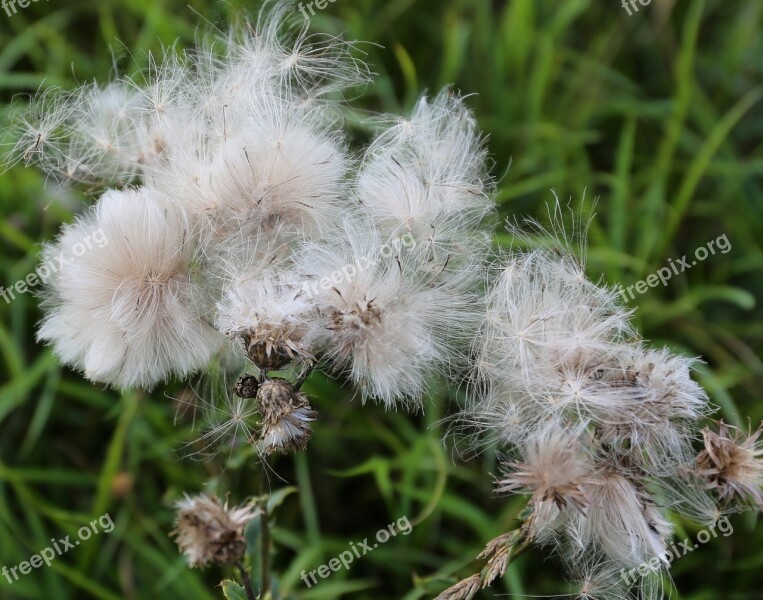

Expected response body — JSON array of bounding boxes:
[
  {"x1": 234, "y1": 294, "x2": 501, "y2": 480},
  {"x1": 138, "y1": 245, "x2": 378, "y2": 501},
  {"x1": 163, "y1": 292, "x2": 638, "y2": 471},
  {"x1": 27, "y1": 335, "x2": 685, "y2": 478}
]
[{"x1": 0, "y1": 0, "x2": 761, "y2": 598}]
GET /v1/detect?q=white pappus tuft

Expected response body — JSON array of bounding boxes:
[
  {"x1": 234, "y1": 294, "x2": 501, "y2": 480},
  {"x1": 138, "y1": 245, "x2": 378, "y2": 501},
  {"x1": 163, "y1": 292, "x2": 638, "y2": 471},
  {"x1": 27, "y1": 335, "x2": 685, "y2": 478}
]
[
  {"x1": 457, "y1": 216, "x2": 721, "y2": 598},
  {"x1": 37, "y1": 186, "x2": 224, "y2": 389},
  {"x1": 295, "y1": 216, "x2": 482, "y2": 408}
]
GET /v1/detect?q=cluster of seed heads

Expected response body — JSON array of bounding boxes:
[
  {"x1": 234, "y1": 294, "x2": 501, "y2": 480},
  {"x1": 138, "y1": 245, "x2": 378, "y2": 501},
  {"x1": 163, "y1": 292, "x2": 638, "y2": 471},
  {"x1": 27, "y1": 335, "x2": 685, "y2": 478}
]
[{"x1": 5, "y1": 5, "x2": 761, "y2": 599}]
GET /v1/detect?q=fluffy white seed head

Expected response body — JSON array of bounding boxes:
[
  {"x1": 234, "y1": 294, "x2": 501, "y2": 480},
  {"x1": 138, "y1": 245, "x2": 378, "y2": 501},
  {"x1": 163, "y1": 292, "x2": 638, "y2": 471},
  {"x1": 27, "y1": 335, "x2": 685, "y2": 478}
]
[
  {"x1": 463, "y1": 223, "x2": 721, "y2": 592},
  {"x1": 295, "y1": 217, "x2": 481, "y2": 408},
  {"x1": 568, "y1": 473, "x2": 672, "y2": 568},
  {"x1": 216, "y1": 267, "x2": 316, "y2": 365},
  {"x1": 570, "y1": 557, "x2": 639, "y2": 600},
  {"x1": 153, "y1": 100, "x2": 349, "y2": 240},
  {"x1": 357, "y1": 91, "x2": 494, "y2": 264},
  {"x1": 37, "y1": 186, "x2": 223, "y2": 389},
  {"x1": 497, "y1": 422, "x2": 596, "y2": 542}
]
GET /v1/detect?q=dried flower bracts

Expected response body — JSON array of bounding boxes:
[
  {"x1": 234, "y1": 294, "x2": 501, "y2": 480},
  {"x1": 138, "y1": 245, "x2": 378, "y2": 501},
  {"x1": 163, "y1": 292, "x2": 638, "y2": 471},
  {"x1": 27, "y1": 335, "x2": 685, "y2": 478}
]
[
  {"x1": 255, "y1": 378, "x2": 317, "y2": 455},
  {"x1": 696, "y1": 421, "x2": 763, "y2": 509},
  {"x1": 172, "y1": 494, "x2": 258, "y2": 568}
]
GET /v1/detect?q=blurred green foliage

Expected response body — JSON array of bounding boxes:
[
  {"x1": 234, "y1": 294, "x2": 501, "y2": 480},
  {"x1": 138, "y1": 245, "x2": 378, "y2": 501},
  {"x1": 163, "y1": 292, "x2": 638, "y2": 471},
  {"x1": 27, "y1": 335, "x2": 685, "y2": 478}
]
[{"x1": 0, "y1": 0, "x2": 762, "y2": 598}]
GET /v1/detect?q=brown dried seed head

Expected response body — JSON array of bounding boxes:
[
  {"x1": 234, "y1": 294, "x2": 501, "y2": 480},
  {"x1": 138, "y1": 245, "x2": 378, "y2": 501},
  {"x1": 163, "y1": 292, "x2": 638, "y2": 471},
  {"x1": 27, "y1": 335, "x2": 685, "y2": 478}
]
[
  {"x1": 241, "y1": 331, "x2": 314, "y2": 371},
  {"x1": 328, "y1": 299, "x2": 383, "y2": 331},
  {"x1": 246, "y1": 337, "x2": 293, "y2": 370},
  {"x1": 171, "y1": 494, "x2": 258, "y2": 568},
  {"x1": 480, "y1": 544, "x2": 510, "y2": 587},
  {"x1": 476, "y1": 531, "x2": 520, "y2": 587},
  {"x1": 476, "y1": 531, "x2": 517, "y2": 561},
  {"x1": 434, "y1": 574, "x2": 481, "y2": 600},
  {"x1": 256, "y1": 378, "x2": 317, "y2": 455},
  {"x1": 256, "y1": 378, "x2": 301, "y2": 424},
  {"x1": 696, "y1": 420, "x2": 763, "y2": 508}
]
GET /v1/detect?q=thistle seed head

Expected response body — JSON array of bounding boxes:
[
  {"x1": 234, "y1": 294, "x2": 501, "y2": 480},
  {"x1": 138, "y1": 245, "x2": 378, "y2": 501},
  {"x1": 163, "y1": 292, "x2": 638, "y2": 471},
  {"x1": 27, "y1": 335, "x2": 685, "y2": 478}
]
[
  {"x1": 256, "y1": 378, "x2": 317, "y2": 455},
  {"x1": 171, "y1": 494, "x2": 258, "y2": 568},
  {"x1": 696, "y1": 420, "x2": 763, "y2": 509},
  {"x1": 243, "y1": 333, "x2": 298, "y2": 371}
]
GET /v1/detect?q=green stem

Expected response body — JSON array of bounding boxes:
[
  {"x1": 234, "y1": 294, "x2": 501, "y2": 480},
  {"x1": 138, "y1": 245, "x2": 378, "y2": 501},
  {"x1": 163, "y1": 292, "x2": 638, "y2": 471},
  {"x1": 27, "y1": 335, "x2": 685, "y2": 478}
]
[
  {"x1": 237, "y1": 562, "x2": 256, "y2": 600},
  {"x1": 294, "y1": 361, "x2": 317, "y2": 391},
  {"x1": 260, "y1": 506, "x2": 271, "y2": 597}
]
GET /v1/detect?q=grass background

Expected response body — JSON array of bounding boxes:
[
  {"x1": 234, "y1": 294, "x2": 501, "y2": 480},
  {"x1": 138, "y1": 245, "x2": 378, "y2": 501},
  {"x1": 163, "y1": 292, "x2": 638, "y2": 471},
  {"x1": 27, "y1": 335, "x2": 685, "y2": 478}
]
[{"x1": 1, "y1": 0, "x2": 762, "y2": 598}]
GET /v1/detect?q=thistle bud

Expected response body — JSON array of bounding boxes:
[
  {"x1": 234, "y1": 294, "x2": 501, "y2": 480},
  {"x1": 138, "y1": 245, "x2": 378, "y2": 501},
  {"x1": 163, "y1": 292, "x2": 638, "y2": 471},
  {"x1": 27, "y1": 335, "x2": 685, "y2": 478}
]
[{"x1": 234, "y1": 374, "x2": 259, "y2": 399}]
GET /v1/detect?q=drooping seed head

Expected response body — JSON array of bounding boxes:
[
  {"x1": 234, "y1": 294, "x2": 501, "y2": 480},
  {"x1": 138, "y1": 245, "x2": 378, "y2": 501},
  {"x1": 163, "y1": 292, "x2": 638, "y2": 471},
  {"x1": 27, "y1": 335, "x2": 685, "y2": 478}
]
[
  {"x1": 171, "y1": 494, "x2": 258, "y2": 568},
  {"x1": 256, "y1": 378, "x2": 317, "y2": 455}
]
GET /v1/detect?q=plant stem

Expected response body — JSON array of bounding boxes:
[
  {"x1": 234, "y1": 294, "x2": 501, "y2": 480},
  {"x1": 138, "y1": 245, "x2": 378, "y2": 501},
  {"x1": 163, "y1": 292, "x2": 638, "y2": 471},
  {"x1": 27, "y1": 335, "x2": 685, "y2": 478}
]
[
  {"x1": 237, "y1": 562, "x2": 256, "y2": 600},
  {"x1": 260, "y1": 505, "x2": 271, "y2": 597},
  {"x1": 294, "y1": 362, "x2": 317, "y2": 391}
]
